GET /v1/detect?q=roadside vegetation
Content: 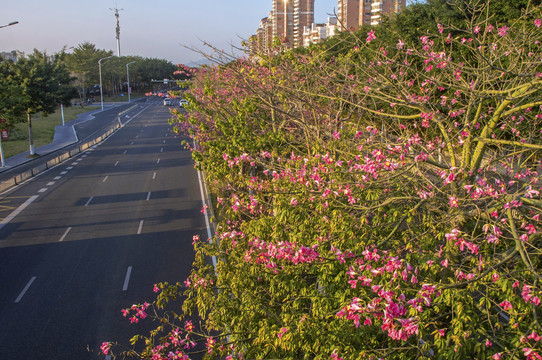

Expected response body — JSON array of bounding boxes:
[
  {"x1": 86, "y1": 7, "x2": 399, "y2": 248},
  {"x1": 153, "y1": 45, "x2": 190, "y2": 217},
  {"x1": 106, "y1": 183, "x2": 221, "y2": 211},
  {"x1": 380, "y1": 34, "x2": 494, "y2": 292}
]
[
  {"x1": 104, "y1": 0, "x2": 542, "y2": 359},
  {"x1": 1, "y1": 42, "x2": 191, "y2": 159},
  {"x1": 2, "y1": 105, "x2": 94, "y2": 158}
]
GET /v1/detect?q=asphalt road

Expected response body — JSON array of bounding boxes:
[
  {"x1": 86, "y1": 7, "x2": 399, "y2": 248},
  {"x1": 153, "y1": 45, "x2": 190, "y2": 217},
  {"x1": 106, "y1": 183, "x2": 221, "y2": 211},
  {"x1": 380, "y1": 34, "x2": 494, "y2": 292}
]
[{"x1": 0, "y1": 99, "x2": 207, "y2": 359}]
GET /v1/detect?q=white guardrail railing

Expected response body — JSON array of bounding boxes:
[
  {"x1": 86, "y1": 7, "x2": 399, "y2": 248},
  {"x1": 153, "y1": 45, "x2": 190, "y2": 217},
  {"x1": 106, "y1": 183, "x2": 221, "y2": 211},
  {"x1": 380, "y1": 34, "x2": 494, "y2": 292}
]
[{"x1": 0, "y1": 105, "x2": 140, "y2": 193}]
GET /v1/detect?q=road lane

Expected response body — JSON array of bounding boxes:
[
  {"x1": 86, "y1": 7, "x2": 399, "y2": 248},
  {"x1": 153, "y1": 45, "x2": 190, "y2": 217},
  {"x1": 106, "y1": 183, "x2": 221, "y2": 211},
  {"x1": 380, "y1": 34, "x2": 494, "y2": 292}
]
[{"x1": 0, "y1": 100, "x2": 207, "y2": 359}]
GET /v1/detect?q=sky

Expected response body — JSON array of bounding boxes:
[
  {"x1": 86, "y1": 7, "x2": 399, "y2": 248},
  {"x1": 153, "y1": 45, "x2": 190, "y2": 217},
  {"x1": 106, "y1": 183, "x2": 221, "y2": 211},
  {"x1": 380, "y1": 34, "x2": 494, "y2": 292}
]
[{"x1": 1, "y1": 0, "x2": 353, "y2": 65}]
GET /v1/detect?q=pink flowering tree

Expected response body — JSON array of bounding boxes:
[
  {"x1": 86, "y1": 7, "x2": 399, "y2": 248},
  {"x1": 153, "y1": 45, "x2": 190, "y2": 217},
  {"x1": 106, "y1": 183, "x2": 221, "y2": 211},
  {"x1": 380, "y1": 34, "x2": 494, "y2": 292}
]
[{"x1": 106, "y1": 2, "x2": 542, "y2": 359}]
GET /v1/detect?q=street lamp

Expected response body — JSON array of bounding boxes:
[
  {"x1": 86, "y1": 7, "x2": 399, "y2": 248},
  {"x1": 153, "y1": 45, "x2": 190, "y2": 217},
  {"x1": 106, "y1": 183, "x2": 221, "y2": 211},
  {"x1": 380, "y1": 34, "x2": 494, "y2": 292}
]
[
  {"x1": 126, "y1": 61, "x2": 136, "y2": 103},
  {"x1": 0, "y1": 21, "x2": 18, "y2": 29},
  {"x1": 98, "y1": 55, "x2": 114, "y2": 111}
]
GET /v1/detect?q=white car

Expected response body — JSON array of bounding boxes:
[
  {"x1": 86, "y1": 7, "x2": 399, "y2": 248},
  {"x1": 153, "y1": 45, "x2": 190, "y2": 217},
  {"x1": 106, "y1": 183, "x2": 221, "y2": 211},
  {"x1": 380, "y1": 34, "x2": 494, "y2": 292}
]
[
  {"x1": 179, "y1": 99, "x2": 189, "y2": 107},
  {"x1": 163, "y1": 98, "x2": 172, "y2": 106}
]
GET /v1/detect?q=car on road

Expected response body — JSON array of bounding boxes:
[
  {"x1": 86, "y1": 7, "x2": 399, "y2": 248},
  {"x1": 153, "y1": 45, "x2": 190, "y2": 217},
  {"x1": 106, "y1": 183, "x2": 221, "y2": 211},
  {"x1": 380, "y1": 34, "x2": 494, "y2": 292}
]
[
  {"x1": 163, "y1": 98, "x2": 172, "y2": 106},
  {"x1": 179, "y1": 99, "x2": 189, "y2": 107}
]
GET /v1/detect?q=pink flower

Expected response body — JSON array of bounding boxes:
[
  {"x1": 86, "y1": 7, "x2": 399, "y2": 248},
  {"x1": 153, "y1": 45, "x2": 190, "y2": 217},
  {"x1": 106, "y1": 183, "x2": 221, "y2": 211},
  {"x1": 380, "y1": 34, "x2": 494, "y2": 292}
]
[
  {"x1": 100, "y1": 342, "x2": 111, "y2": 355},
  {"x1": 448, "y1": 196, "x2": 459, "y2": 208},
  {"x1": 497, "y1": 25, "x2": 509, "y2": 37},
  {"x1": 499, "y1": 300, "x2": 513, "y2": 311},
  {"x1": 438, "y1": 329, "x2": 446, "y2": 337},
  {"x1": 206, "y1": 337, "x2": 215, "y2": 354},
  {"x1": 485, "y1": 339, "x2": 492, "y2": 347},
  {"x1": 290, "y1": 198, "x2": 298, "y2": 206},
  {"x1": 493, "y1": 353, "x2": 502, "y2": 360},
  {"x1": 535, "y1": 19, "x2": 541, "y2": 28},
  {"x1": 366, "y1": 30, "x2": 376, "y2": 43},
  {"x1": 153, "y1": 284, "x2": 159, "y2": 293},
  {"x1": 277, "y1": 327, "x2": 288, "y2": 338}
]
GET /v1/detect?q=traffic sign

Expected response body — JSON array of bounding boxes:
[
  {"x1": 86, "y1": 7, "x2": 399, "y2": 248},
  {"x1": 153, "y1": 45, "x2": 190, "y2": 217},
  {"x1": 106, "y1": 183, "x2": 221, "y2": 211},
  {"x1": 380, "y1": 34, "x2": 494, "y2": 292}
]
[{"x1": 1, "y1": 129, "x2": 8, "y2": 140}]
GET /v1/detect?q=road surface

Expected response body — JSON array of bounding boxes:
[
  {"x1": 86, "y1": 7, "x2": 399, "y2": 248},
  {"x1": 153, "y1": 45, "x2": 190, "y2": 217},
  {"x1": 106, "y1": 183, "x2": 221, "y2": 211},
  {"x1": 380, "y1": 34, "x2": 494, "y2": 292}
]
[{"x1": 0, "y1": 99, "x2": 207, "y2": 359}]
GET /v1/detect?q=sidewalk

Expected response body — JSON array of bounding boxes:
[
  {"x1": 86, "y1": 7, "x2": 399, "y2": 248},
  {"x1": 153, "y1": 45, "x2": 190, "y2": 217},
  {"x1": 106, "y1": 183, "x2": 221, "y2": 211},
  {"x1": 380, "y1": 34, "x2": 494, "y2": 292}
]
[{"x1": 0, "y1": 103, "x2": 123, "y2": 172}]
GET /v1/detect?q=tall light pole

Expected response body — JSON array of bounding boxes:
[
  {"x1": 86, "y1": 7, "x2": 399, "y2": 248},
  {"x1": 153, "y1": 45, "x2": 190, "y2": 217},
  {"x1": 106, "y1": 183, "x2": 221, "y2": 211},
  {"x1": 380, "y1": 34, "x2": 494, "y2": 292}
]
[
  {"x1": 0, "y1": 21, "x2": 18, "y2": 29},
  {"x1": 126, "y1": 61, "x2": 136, "y2": 103},
  {"x1": 99, "y1": 55, "x2": 114, "y2": 111}
]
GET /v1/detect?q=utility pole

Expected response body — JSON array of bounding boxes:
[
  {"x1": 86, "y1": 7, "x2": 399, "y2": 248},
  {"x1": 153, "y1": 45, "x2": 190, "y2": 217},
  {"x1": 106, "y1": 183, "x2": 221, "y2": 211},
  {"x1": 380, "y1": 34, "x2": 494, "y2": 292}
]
[{"x1": 110, "y1": 4, "x2": 123, "y2": 56}]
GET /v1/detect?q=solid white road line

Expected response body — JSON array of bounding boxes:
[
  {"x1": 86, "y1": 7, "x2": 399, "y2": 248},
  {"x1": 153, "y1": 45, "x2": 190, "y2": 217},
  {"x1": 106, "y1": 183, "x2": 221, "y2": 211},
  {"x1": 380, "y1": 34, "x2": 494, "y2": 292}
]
[
  {"x1": 15, "y1": 277, "x2": 36, "y2": 303},
  {"x1": 197, "y1": 169, "x2": 217, "y2": 269},
  {"x1": 0, "y1": 195, "x2": 39, "y2": 230},
  {"x1": 59, "y1": 227, "x2": 72, "y2": 242},
  {"x1": 137, "y1": 220, "x2": 144, "y2": 235},
  {"x1": 122, "y1": 266, "x2": 132, "y2": 291},
  {"x1": 84, "y1": 196, "x2": 94, "y2": 206}
]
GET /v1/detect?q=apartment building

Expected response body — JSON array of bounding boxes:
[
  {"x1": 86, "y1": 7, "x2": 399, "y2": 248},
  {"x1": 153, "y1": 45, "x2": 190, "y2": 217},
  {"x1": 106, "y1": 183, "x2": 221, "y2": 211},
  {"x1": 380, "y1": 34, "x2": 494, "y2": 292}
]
[
  {"x1": 337, "y1": 0, "x2": 359, "y2": 30},
  {"x1": 293, "y1": 0, "x2": 315, "y2": 47},
  {"x1": 302, "y1": 17, "x2": 338, "y2": 47},
  {"x1": 371, "y1": 0, "x2": 406, "y2": 25},
  {"x1": 337, "y1": 0, "x2": 406, "y2": 30},
  {"x1": 249, "y1": 0, "x2": 407, "y2": 54},
  {"x1": 272, "y1": 0, "x2": 295, "y2": 46}
]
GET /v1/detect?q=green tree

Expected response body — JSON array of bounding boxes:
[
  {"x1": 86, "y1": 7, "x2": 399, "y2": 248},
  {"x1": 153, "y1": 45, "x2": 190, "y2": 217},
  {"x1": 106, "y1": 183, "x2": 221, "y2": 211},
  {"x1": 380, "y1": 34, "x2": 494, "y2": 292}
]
[
  {"x1": 13, "y1": 50, "x2": 76, "y2": 156},
  {"x1": 65, "y1": 42, "x2": 112, "y2": 104}
]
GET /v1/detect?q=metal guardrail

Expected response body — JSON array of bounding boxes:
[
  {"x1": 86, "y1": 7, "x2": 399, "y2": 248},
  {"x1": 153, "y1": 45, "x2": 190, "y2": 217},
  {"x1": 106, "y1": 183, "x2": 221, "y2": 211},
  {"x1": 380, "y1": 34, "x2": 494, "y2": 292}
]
[{"x1": 0, "y1": 106, "x2": 139, "y2": 193}]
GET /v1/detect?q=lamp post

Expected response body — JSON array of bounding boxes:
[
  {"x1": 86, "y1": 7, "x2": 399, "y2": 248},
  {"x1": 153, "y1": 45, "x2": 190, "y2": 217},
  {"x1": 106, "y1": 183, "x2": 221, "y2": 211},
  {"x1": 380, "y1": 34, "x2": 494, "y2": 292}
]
[
  {"x1": 99, "y1": 55, "x2": 114, "y2": 111},
  {"x1": 126, "y1": 61, "x2": 136, "y2": 103},
  {"x1": 0, "y1": 21, "x2": 18, "y2": 29}
]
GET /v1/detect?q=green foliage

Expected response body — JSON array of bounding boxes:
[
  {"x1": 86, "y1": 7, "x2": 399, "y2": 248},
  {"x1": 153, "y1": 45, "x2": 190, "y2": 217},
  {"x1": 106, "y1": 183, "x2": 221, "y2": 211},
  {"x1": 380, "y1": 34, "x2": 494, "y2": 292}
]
[{"x1": 107, "y1": 1, "x2": 542, "y2": 359}]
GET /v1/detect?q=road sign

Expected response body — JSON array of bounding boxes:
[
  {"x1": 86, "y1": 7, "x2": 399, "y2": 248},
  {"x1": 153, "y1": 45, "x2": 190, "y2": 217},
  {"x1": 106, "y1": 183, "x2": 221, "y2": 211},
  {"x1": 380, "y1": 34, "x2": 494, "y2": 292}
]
[{"x1": 1, "y1": 129, "x2": 8, "y2": 140}]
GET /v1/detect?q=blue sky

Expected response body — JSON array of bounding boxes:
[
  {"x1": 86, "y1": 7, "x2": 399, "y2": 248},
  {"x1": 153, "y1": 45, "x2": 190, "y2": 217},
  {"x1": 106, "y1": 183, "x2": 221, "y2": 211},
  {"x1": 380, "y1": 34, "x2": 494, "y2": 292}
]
[{"x1": 2, "y1": 1, "x2": 413, "y2": 65}]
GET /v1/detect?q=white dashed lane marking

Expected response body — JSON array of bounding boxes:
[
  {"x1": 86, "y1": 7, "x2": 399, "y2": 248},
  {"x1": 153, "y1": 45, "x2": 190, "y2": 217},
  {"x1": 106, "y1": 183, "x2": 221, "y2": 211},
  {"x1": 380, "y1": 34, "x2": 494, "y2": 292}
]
[
  {"x1": 84, "y1": 197, "x2": 94, "y2": 207},
  {"x1": 59, "y1": 227, "x2": 72, "y2": 242},
  {"x1": 14, "y1": 277, "x2": 36, "y2": 303},
  {"x1": 122, "y1": 266, "x2": 132, "y2": 291}
]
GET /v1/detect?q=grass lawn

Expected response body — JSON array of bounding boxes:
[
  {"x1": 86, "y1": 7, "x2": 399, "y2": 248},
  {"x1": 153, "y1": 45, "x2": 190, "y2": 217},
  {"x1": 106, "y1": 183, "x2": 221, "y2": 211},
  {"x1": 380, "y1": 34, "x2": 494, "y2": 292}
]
[{"x1": 1, "y1": 106, "x2": 95, "y2": 158}]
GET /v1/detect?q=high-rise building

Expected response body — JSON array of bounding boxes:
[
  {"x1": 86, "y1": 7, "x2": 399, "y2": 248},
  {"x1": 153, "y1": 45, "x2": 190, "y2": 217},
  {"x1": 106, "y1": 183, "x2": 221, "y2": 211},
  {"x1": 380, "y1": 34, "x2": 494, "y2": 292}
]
[
  {"x1": 293, "y1": 0, "x2": 315, "y2": 47},
  {"x1": 337, "y1": 0, "x2": 359, "y2": 30},
  {"x1": 370, "y1": 0, "x2": 406, "y2": 26},
  {"x1": 337, "y1": 0, "x2": 406, "y2": 30},
  {"x1": 272, "y1": 0, "x2": 294, "y2": 47}
]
